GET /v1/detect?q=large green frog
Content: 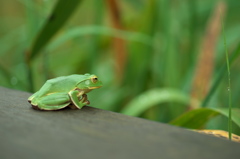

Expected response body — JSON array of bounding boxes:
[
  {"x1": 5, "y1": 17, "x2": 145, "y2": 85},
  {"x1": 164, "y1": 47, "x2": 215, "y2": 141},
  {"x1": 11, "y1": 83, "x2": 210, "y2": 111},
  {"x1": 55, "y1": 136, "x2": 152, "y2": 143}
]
[{"x1": 28, "y1": 74, "x2": 102, "y2": 110}]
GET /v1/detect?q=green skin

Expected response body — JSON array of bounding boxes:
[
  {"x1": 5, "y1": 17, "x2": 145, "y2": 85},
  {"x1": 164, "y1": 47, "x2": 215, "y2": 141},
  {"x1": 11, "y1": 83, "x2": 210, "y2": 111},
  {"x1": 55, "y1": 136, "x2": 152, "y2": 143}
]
[{"x1": 28, "y1": 74, "x2": 102, "y2": 110}]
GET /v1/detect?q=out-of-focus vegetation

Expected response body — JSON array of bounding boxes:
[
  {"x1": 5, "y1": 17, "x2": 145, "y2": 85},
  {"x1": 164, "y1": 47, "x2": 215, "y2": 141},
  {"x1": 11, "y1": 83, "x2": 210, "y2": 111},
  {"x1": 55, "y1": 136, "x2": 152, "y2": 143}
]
[{"x1": 1, "y1": 0, "x2": 240, "y2": 135}]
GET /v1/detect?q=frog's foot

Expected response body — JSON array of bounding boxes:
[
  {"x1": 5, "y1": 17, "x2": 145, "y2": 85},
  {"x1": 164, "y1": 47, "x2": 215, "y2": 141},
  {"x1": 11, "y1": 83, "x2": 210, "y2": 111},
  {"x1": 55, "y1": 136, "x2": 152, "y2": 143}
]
[
  {"x1": 31, "y1": 104, "x2": 40, "y2": 110},
  {"x1": 28, "y1": 91, "x2": 40, "y2": 103},
  {"x1": 69, "y1": 91, "x2": 90, "y2": 109},
  {"x1": 79, "y1": 94, "x2": 90, "y2": 105},
  {"x1": 28, "y1": 100, "x2": 40, "y2": 109},
  {"x1": 69, "y1": 94, "x2": 90, "y2": 109}
]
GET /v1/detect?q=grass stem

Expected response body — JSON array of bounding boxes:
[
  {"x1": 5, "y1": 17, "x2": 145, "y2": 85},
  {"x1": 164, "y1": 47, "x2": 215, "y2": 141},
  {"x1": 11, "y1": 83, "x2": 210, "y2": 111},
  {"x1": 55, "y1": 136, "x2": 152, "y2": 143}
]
[{"x1": 222, "y1": 15, "x2": 232, "y2": 141}]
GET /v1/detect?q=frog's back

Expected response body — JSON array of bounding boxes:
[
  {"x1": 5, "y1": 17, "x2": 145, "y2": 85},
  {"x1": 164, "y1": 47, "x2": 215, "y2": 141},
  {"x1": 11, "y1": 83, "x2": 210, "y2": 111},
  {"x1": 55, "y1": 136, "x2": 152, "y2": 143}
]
[{"x1": 36, "y1": 74, "x2": 88, "y2": 97}]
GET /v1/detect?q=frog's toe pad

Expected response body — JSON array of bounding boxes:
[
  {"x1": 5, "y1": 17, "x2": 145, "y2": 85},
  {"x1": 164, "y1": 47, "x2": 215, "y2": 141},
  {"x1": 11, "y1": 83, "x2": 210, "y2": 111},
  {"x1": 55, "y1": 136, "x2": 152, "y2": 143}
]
[{"x1": 85, "y1": 100, "x2": 90, "y2": 105}]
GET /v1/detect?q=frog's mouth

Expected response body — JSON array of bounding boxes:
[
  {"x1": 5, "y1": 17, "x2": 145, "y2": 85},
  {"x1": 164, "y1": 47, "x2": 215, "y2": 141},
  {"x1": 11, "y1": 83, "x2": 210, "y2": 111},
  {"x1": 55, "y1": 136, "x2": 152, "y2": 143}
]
[{"x1": 88, "y1": 86, "x2": 102, "y2": 89}]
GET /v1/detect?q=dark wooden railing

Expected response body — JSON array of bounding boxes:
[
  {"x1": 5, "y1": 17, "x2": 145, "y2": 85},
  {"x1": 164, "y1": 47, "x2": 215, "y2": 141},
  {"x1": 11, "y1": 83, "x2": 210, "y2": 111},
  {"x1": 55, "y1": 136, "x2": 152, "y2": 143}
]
[{"x1": 1, "y1": 87, "x2": 240, "y2": 159}]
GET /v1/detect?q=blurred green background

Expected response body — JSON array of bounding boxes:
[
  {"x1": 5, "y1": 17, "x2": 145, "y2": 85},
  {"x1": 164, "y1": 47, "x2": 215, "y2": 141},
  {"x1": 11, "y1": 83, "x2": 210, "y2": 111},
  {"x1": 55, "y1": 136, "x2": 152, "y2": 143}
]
[{"x1": 1, "y1": 0, "x2": 240, "y2": 135}]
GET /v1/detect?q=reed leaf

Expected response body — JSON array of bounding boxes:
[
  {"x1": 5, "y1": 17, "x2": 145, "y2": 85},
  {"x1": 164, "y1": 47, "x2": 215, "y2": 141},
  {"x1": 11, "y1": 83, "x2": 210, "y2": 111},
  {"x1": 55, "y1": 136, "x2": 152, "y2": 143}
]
[
  {"x1": 29, "y1": 0, "x2": 82, "y2": 59},
  {"x1": 170, "y1": 108, "x2": 240, "y2": 129},
  {"x1": 121, "y1": 88, "x2": 190, "y2": 116}
]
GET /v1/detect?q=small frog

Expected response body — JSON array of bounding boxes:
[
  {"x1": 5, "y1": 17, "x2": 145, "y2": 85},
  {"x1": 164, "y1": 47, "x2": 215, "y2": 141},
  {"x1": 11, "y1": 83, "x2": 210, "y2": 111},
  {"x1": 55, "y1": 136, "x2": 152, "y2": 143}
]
[{"x1": 28, "y1": 74, "x2": 102, "y2": 110}]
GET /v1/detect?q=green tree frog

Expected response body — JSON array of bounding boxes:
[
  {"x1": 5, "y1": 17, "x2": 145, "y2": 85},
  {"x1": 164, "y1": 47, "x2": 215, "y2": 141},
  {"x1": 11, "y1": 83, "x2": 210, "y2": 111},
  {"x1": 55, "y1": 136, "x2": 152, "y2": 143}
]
[{"x1": 28, "y1": 74, "x2": 102, "y2": 110}]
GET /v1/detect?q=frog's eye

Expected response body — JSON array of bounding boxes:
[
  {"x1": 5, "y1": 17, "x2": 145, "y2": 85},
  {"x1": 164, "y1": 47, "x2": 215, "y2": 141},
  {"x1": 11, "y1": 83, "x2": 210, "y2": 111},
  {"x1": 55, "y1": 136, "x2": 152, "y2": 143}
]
[{"x1": 91, "y1": 77, "x2": 98, "y2": 83}]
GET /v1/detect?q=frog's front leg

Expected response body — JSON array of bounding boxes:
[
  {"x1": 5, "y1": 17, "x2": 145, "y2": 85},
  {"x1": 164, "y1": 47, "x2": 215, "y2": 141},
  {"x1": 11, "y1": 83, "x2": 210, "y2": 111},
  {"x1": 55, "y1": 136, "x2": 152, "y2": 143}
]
[{"x1": 68, "y1": 90, "x2": 89, "y2": 109}]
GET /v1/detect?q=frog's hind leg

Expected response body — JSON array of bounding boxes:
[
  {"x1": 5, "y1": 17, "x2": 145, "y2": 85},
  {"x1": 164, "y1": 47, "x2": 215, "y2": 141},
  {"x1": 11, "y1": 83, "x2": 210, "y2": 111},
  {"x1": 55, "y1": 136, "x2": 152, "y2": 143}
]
[
  {"x1": 35, "y1": 93, "x2": 71, "y2": 110},
  {"x1": 36, "y1": 102, "x2": 70, "y2": 110}
]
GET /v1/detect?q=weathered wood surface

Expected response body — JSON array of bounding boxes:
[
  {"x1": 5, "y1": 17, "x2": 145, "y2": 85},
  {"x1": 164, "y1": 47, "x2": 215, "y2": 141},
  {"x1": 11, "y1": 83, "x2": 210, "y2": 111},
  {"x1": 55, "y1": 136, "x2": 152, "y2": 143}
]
[{"x1": 0, "y1": 87, "x2": 240, "y2": 159}]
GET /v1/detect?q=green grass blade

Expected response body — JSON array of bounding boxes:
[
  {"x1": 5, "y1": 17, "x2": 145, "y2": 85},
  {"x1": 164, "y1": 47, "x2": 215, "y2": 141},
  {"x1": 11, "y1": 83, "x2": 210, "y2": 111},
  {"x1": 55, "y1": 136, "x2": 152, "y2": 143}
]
[
  {"x1": 121, "y1": 88, "x2": 190, "y2": 116},
  {"x1": 222, "y1": 15, "x2": 232, "y2": 140},
  {"x1": 201, "y1": 44, "x2": 240, "y2": 107},
  {"x1": 213, "y1": 108, "x2": 240, "y2": 128},
  {"x1": 47, "y1": 26, "x2": 153, "y2": 51},
  {"x1": 170, "y1": 108, "x2": 240, "y2": 129},
  {"x1": 29, "y1": 0, "x2": 82, "y2": 59}
]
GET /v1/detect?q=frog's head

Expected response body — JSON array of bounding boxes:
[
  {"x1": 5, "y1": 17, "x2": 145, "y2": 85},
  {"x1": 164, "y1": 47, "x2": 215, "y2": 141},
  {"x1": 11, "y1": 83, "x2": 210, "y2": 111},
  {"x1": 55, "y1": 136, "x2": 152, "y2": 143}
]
[{"x1": 76, "y1": 74, "x2": 103, "y2": 90}]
